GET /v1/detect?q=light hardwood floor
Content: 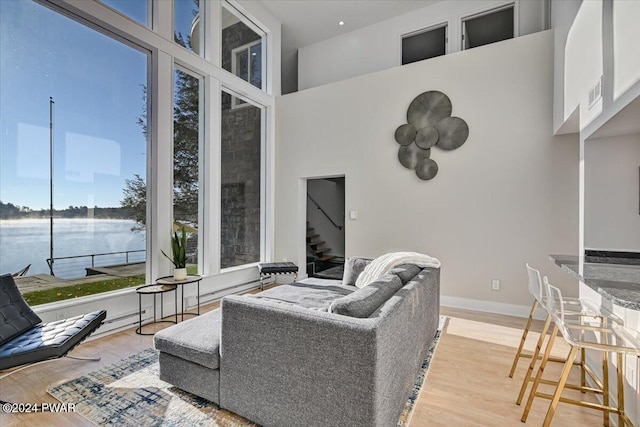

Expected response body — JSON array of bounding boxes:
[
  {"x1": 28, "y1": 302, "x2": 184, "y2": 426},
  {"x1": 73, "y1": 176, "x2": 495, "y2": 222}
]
[{"x1": 0, "y1": 293, "x2": 607, "y2": 427}]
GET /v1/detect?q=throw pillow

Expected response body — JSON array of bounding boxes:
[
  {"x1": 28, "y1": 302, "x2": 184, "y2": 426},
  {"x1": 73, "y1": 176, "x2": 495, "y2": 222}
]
[
  {"x1": 331, "y1": 274, "x2": 403, "y2": 318},
  {"x1": 341, "y1": 257, "x2": 372, "y2": 287}
]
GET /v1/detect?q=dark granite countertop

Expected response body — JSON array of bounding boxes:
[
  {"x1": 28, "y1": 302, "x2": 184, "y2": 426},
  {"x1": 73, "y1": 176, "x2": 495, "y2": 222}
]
[{"x1": 550, "y1": 255, "x2": 640, "y2": 311}]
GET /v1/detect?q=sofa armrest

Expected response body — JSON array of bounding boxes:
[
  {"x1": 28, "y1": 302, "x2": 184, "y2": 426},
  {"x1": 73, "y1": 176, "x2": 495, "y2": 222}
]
[{"x1": 219, "y1": 295, "x2": 378, "y2": 427}]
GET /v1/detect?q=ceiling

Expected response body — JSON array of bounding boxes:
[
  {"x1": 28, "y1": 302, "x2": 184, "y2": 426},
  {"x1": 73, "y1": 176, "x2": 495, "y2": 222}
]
[
  {"x1": 258, "y1": 0, "x2": 440, "y2": 54},
  {"x1": 252, "y1": 0, "x2": 440, "y2": 93}
]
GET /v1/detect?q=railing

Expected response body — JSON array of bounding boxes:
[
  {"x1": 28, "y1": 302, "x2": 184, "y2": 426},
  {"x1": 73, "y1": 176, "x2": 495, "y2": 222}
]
[
  {"x1": 46, "y1": 249, "x2": 146, "y2": 278},
  {"x1": 307, "y1": 194, "x2": 343, "y2": 230}
]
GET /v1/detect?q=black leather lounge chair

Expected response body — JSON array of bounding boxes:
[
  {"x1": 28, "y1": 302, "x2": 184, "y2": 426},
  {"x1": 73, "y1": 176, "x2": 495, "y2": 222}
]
[{"x1": 0, "y1": 273, "x2": 106, "y2": 371}]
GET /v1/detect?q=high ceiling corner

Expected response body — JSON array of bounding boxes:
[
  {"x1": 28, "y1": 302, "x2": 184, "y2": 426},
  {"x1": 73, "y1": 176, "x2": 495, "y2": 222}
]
[{"x1": 257, "y1": 0, "x2": 441, "y2": 54}]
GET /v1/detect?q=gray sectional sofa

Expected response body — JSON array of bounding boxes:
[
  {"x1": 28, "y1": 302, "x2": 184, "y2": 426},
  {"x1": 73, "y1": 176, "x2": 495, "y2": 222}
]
[{"x1": 154, "y1": 263, "x2": 440, "y2": 427}]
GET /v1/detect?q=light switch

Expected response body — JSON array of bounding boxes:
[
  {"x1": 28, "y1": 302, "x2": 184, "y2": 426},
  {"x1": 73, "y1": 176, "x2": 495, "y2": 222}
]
[{"x1": 349, "y1": 211, "x2": 358, "y2": 220}]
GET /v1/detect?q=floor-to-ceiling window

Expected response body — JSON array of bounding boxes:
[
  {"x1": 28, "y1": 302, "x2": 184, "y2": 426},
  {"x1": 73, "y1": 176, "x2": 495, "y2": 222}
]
[
  {"x1": 220, "y1": 91, "x2": 263, "y2": 269},
  {"x1": 0, "y1": 0, "x2": 273, "y2": 313},
  {"x1": 0, "y1": 0, "x2": 149, "y2": 305},
  {"x1": 173, "y1": 67, "x2": 202, "y2": 271}
]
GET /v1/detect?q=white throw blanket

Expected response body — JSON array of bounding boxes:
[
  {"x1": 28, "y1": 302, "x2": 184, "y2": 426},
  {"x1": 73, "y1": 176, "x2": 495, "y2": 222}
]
[{"x1": 355, "y1": 251, "x2": 441, "y2": 288}]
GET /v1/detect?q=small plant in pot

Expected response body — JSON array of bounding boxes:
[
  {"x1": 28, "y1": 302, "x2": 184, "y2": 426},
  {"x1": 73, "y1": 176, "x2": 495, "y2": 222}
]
[{"x1": 162, "y1": 226, "x2": 188, "y2": 281}]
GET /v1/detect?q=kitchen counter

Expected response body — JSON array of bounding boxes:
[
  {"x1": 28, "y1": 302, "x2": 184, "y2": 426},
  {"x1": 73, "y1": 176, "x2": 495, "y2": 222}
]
[{"x1": 550, "y1": 254, "x2": 640, "y2": 311}]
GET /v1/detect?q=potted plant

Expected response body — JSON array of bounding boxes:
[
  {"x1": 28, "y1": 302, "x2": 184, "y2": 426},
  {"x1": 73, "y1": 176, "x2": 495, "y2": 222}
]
[{"x1": 162, "y1": 226, "x2": 188, "y2": 281}]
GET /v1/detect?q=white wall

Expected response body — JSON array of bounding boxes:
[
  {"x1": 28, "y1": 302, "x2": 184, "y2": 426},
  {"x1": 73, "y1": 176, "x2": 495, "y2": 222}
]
[
  {"x1": 564, "y1": 0, "x2": 603, "y2": 129},
  {"x1": 298, "y1": 0, "x2": 547, "y2": 91},
  {"x1": 551, "y1": 0, "x2": 581, "y2": 134},
  {"x1": 584, "y1": 134, "x2": 640, "y2": 251},
  {"x1": 307, "y1": 178, "x2": 345, "y2": 259},
  {"x1": 276, "y1": 31, "x2": 580, "y2": 310},
  {"x1": 613, "y1": 0, "x2": 640, "y2": 100},
  {"x1": 552, "y1": 0, "x2": 640, "y2": 136}
]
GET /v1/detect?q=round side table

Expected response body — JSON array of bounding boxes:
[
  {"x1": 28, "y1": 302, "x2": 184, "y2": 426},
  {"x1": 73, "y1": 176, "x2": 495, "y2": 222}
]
[
  {"x1": 136, "y1": 283, "x2": 178, "y2": 335},
  {"x1": 156, "y1": 275, "x2": 203, "y2": 321}
]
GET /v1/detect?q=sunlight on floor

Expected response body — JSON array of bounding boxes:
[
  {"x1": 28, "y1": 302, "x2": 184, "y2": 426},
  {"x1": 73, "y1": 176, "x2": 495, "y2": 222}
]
[{"x1": 444, "y1": 316, "x2": 572, "y2": 359}]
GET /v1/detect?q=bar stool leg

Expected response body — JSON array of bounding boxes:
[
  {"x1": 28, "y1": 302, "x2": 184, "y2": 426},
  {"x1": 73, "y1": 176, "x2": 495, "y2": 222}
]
[
  {"x1": 522, "y1": 324, "x2": 558, "y2": 421},
  {"x1": 542, "y1": 345, "x2": 579, "y2": 427},
  {"x1": 616, "y1": 352, "x2": 625, "y2": 427},
  {"x1": 580, "y1": 347, "x2": 586, "y2": 392},
  {"x1": 510, "y1": 299, "x2": 539, "y2": 378},
  {"x1": 603, "y1": 347, "x2": 610, "y2": 427},
  {"x1": 517, "y1": 313, "x2": 551, "y2": 405}
]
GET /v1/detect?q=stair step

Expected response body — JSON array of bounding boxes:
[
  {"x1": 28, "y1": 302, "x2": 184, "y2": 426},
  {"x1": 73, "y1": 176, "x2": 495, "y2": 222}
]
[
  {"x1": 307, "y1": 241, "x2": 325, "y2": 246},
  {"x1": 306, "y1": 233, "x2": 319, "y2": 239},
  {"x1": 313, "y1": 248, "x2": 331, "y2": 254},
  {"x1": 317, "y1": 255, "x2": 337, "y2": 262}
]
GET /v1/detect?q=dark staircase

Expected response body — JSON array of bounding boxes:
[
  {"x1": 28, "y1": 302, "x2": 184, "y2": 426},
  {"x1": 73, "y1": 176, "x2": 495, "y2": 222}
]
[{"x1": 307, "y1": 222, "x2": 341, "y2": 276}]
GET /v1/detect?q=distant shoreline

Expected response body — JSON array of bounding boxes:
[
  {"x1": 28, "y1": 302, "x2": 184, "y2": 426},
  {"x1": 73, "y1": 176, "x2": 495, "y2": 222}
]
[{"x1": 0, "y1": 202, "x2": 134, "y2": 221}]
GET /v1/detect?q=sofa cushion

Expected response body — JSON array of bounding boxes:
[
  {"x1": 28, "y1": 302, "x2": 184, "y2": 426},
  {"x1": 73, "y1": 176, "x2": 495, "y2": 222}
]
[
  {"x1": 154, "y1": 309, "x2": 221, "y2": 370},
  {"x1": 330, "y1": 274, "x2": 403, "y2": 318},
  {"x1": 342, "y1": 257, "x2": 372, "y2": 286},
  {"x1": 389, "y1": 264, "x2": 423, "y2": 285},
  {"x1": 249, "y1": 280, "x2": 354, "y2": 311},
  {"x1": 0, "y1": 274, "x2": 42, "y2": 345}
]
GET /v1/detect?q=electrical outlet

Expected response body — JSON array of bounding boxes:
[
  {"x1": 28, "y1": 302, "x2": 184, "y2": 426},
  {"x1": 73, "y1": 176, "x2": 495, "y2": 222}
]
[
  {"x1": 491, "y1": 280, "x2": 500, "y2": 291},
  {"x1": 56, "y1": 312, "x2": 66, "y2": 320},
  {"x1": 283, "y1": 258, "x2": 287, "y2": 262}
]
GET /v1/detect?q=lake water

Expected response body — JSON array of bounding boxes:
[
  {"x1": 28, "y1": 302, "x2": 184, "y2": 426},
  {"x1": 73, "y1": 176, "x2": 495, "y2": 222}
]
[{"x1": 0, "y1": 218, "x2": 146, "y2": 279}]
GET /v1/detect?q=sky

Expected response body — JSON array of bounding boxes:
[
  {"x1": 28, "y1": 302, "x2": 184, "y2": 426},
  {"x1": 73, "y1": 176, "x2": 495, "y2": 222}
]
[
  {"x1": 0, "y1": 0, "x2": 151, "y2": 210},
  {"x1": 0, "y1": 0, "x2": 201, "y2": 210}
]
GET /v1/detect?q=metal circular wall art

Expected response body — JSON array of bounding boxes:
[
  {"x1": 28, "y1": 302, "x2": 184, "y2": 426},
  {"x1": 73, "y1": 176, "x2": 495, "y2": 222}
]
[{"x1": 394, "y1": 90, "x2": 469, "y2": 180}]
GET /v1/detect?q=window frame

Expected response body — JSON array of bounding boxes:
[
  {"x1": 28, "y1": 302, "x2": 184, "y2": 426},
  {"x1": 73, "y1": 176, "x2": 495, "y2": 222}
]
[
  {"x1": 0, "y1": 0, "x2": 153, "y2": 302},
  {"x1": 219, "y1": 86, "x2": 267, "y2": 272},
  {"x1": 1, "y1": 0, "x2": 276, "y2": 328},
  {"x1": 172, "y1": 0, "x2": 204, "y2": 56},
  {"x1": 230, "y1": 39, "x2": 263, "y2": 108},
  {"x1": 221, "y1": 2, "x2": 267, "y2": 93},
  {"x1": 97, "y1": 0, "x2": 152, "y2": 28},
  {"x1": 400, "y1": 22, "x2": 449, "y2": 66},
  {"x1": 460, "y1": 2, "x2": 517, "y2": 51},
  {"x1": 172, "y1": 63, "x2": 206, "y2": 275}
]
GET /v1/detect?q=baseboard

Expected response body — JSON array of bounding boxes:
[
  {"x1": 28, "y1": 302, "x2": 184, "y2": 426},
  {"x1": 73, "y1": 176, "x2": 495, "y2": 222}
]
[{"x1": 441, "y1": 296, "x2": 547, "y2": 320}]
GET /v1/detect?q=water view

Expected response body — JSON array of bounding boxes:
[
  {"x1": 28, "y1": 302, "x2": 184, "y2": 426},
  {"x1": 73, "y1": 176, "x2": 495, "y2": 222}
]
[{"x1": 0, "y1": 218, "x2": 146, "y2": 279}]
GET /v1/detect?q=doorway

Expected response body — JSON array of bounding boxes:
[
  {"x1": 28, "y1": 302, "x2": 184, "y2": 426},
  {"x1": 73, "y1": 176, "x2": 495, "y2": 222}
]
[{"x1": 306, "y1": 177, "x2": 345, "y2": 278}]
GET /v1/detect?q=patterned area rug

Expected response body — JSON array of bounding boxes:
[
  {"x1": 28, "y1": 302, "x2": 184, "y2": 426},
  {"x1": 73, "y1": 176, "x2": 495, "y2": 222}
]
[{"x1": 48, "y1": 318, "x2": 445, "y2": 427}]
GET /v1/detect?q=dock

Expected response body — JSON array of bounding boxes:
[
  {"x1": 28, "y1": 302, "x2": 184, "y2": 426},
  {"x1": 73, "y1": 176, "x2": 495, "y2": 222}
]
[{"x1": 14, "y1": 262, "x2": 146, "y2": 294}]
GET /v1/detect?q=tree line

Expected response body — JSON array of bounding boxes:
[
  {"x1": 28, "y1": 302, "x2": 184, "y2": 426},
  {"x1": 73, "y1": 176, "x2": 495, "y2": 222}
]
[{"x1": 0, "y1": 201, "x2": 133, "y2": 220}]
